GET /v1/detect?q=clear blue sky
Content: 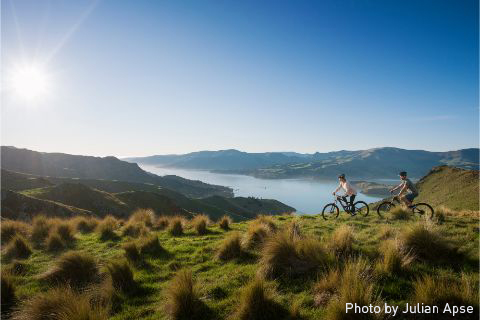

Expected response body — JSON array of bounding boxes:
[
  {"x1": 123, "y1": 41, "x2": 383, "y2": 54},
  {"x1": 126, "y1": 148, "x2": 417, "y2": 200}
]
[{"x1": 1, "y1": 0, "x2": 478, "y2": 157}]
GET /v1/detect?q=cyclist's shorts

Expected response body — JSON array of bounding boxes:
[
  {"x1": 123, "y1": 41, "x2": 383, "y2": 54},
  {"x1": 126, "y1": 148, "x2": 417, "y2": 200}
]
[{"x1": 405, "y1": 193, "x2": 418, "y2": 202}]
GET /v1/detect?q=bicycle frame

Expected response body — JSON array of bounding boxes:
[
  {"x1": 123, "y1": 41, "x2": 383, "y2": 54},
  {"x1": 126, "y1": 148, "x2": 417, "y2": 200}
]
[{"x1": 333, "y1": 195, "x2": 353, "y2": 212}]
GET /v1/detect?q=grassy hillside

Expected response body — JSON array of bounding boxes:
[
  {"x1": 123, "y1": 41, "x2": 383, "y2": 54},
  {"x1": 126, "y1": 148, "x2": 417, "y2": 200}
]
[
  {"x1": 1, "y1": 147, "x2": 233, "y2": 198},
  {"x1": 416, "y1": 166, "x2": 479, "y2": 211},
  {"x1": 1, "y1": 211, "x2": 478, "y2": 319}
]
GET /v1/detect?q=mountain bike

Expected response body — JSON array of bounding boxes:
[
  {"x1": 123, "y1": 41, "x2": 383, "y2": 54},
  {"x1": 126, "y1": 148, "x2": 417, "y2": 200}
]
[
  {"x1": 322, "y1": 195, "x2": 369, "y2": 220},
  {"x1": 376, "y1": 193, "x2": 434, "y2": 219}
]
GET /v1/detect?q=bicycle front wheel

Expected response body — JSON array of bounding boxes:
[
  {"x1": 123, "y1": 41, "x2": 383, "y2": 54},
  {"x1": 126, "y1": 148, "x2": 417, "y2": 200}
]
[
  {"x1": 322, "y1": 203, "x2": 339, "y2": 220},
  {"x1": 354, "y1": 201, "x2": 369, "y2": 217},
  {"x1": 412, "y1": 203, "x2": 434, "y2": 219},
  {"x1": 377, "y1": 202, "x2": 395, "y2": 218}
]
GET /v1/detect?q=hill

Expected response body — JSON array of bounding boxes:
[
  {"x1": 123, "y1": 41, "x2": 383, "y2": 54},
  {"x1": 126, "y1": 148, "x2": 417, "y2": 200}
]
[
  {"x1": 127, "y1": 147, "x2": 479, "y2": 179},
  {"x1": 415, "y1": 165, "x2": 479, "y2": 211},
  {"x1": 1, "y1": 146, "x2": 232, "y2": 198},
  {"x1": 2, "y1": 210, "x2": 478, "y2": 319}
]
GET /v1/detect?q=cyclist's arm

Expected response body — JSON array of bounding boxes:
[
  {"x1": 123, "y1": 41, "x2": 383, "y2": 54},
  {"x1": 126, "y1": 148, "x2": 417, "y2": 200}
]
[
  {"x1": 390, "y1": 183, "x2": 403, "y2": 192},
  {"x1": 333, "y1": 184, "x2": 341, "y2": 194}
]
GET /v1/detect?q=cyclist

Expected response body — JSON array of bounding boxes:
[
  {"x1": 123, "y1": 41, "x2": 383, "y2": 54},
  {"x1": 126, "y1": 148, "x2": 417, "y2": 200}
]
[
  {"x1": 332, "y1": 174, "x2": 357, "y2": 213},
  {"x1": 389, "y1": 171, "x2": 418, "y2": 207}
]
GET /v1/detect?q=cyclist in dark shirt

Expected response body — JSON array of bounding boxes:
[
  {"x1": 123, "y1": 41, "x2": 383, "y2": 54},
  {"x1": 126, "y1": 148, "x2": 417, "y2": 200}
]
[{"x1": 389, "y1": 171, "x2": 418, "y2": 207}]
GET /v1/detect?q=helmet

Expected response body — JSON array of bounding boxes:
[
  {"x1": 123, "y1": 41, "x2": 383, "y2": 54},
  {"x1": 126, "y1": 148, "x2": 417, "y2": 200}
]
[
  {"x1": 399, "y1": 171, "x2": 407, "y2": 177},
  {"x1": 338, "y1": 174, "x2": 345, "y2": 179}
]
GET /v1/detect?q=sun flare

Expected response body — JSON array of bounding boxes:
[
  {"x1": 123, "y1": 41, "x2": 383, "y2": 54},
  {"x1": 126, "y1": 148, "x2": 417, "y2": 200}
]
[{"x1": 10, "y1": 64, "x2": 51, "y2": 102}]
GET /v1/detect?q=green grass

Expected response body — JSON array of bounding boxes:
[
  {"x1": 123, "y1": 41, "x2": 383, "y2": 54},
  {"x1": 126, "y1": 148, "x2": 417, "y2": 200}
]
[{"x1": 2, "y1": 211, "x2": 479, "y2": 320}]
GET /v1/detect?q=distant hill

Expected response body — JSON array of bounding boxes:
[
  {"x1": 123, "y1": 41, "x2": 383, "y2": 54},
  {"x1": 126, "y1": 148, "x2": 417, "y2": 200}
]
[
  {"x1": 1, "y1": 146, "x2": 232, "y2": 198},
  {"x1": 415, "y1": 166, "x2": 479, "y2": 211},
  {"x1": 126, "y1": 147, "x2": 478, "y2": 179},
  {"x1": 1, "y1": 170, "x2": 295, "y2": 221}
]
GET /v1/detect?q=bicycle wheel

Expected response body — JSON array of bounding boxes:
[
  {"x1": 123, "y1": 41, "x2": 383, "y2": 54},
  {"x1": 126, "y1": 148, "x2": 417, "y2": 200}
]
[
  {"x1": 412, "y1": 203, "x2": 434, "y2": 219},
  {"x1": 354, "y1": 201, "x2": 369, "y2": 217},
  {"x1": 322, "y1": 203, "x2": 339, "y2": 220},
  {"x1": 377, "y1": 202, "x2": 395, "y2": 217}
]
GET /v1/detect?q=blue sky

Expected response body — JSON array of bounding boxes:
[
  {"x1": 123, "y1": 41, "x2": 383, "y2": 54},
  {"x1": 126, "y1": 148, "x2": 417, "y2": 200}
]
[{"x1": 1, "y1": 0, "x2": 478, "y2": 156}]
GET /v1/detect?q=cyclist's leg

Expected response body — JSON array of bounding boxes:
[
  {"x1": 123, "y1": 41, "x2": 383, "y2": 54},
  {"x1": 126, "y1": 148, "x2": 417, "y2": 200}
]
[
  {"x1": 341, "y1": 196, "x2": 349, "y2": 211},
  {"x1": 404, "y1": 193, "x2": 416, "y2": 207},
  {"x1": 350, "y1": 194, "x2": 356, "y2": 213}
]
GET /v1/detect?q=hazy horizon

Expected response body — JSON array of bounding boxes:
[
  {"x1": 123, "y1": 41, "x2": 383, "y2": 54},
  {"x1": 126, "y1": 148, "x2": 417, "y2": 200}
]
[{"x1": 2, "y1": 1, "x2": 478, "y2": 157}]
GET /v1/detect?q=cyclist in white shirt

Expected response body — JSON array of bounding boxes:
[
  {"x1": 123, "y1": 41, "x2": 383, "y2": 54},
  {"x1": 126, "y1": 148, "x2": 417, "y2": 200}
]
[{"x1": 332, "y1": 174, "x2": 358, "y2": 213}]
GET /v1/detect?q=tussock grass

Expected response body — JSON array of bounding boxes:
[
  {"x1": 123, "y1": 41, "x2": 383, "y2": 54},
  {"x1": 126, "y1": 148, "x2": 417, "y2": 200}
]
[
  {"x1": 378, "y1": 225, "x2": 395, "y2": 240},
  {"x1": 254, "y1": 215, "x2": 277, "y2": 233},
  {"x1": 73, "y1": 216, "x2": 98, "y2": 233},
  {"x1": 400, "y1": 223, "x2": 461, "y2": 264},
  {"x1": 191, "y1": 214, "x2": 210, "y2": 235},
  {"x1": 232, "y1": 277, "x2": 289, "y2": 320},
  {"x1": 40, "y1": 251, "x2": 100, "y2": 290},
  {"x1": 55, "y1": 222, "x2": 75, "y2": 243},
  {"x1": 320, "y1": 258, "x2": 382, "y2": 320},
  {"x1": 329, "y1": 225, "x2": 355, "y2": 256},
  {"x1": 412, "y1": 273, "x2": 479, "y2": 309},
  {"x1": 45, "y1": 232, "x2": 67, "y2": 252},
  {"x1": 122, "y1": 222, "x2": 149, "y2": 238},
  {"x1": 1, "y1": 220, "x2": 30, "y2": 244},
  {"x1": 31, "y1": 215, "x2": 53, "y2": 247},
  {"x1": 242, "y1": 223, "x2": 270, "y2": 250},
  {"x1": 216, "y1": 232, "x2": 243, "y2": 261},
  {"x1": 1, "y1": 272, "x2": 17, "y2": 316},
  {"x1": 258, "y1": 231, "x2": 329, "y2": 279},
  {"x1": 389, "y1": 207, "x2": 410, "y2": 220},
  {"x1": 153, "y1": 216, "x2": 170, "y2": 230},
  {"x1": 11, "y1": 286, "x2": 109, "y2": 320},
  {"x1": 165, "y1": 269, "x2": 210, "y2": 320},
  {"x1": 4, "y1": 235, "x2": 32, "y2": 260},
  {"x1": 129, "y1": 209, "x2": 155, "y2": 228},
  {"x1": 168, "y1": 217, "x2": 184, "y2": 237},
  {"x1": 106, "y1": 260, "x2": 136, "y2": 293},
  {"x1": 96, "y1": 215, "x2": 119, "y2": 241},
  {"x1": 313, "y1": 268, "x2": 341, "y2": 306},
  {"x1": 376, "y1": 239, "x2": 414, "y2": 274},
  {"x1": 218, "y1": 215, "x2": 232, "y2": 231},
  {"x1": 138, "y1": 235, "x2": 164, "y2": 257},
  {"x1": 286, "y1": 220, "x2": 302, "y2": 240},
  {"x1": 122, "y1": 242, "x2": 141, "y2": 262},
  {"x1": 8, "y1": 261, "x2": 28, "y2": 276}
]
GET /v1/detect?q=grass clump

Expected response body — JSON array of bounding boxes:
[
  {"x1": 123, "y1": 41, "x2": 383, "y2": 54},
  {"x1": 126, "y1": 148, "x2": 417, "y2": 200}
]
[
  {"x1": 254, "y1": 215, "x2": 277, "y2": 233},
  {"x1": 45, "y1": 232, "x2": 67, "y2": 252},
  {"x1": 164, "y1": 269, "x2": 210, "y2": 320},
  {"x1": 376, "y1": 239, "x2": 414, "y2": 274},
  {"x1": 122, "y1": 222, "x2": 149, "y2": 238},
  {"x1": 73, "y1": 216, "x2": 98, "y2": 233},
  {"x1": 1, "y1": 220, "x2": 30, "y2": 244},
  {"x1": 389, "y1": 207, "x2": 410, "y2": 220},
  {"x1": 30, "y1": 215, "x2": 53, "y2": 247},
  {"x1": 8, "y1": 261, "x2": 28, "y2": 276},
  {"x1": 129, "y1": 208, "x2": 155, "y2": 228},
  {"x1": 232, "y1": 277, "x2": 289, "y2": 320},
  {"x1": 191, "y1": 214, "x2": 210, "y2": 235},
  {"x1": 317, "y1": 258, "x2": 382, "y2": 320},
  {"x1": 106, "y1": 260, "x2": 136, "y2": 293},
  {"x1": 378, "y1": 225, "x2": 395, "y2": 240},
  {"x1": 216, "y1": 232, "x2": 243, "y2": 261},
  {"x1": 138, "y1": 235, "x2": 165, "y2": 257},
  {"x1": 1, "y1": 272, "x2": 17, "y2": 317},
  {"x1": 11, "y1": 286, "x2": 109, "y2": 320},
  {"x1": 123, "y1": 242, "x2": 141, "y2": 262},
  {"x1": 400, "y1": 223, "x2": 461, "y2": 264},
  {"x1": 96, "y1": 215, "x2": 119, "y2": 241},
  {"x1": 218, "y1": 215, "x2": 232, "y2": 231},
  {"x1": 4, "y1": 235, "x2": 32, "y2": 260},
  {"x1": 55, "y1": 222, "x2": 75, "y2": 243},
  {"x1": 286, "y1": 220, "x2": 302, "y2": 240},
  {"x1": 412, "y1": 273, "x2": 479, "y2": 311},
  {"x1": 242, "y1": 223, "x2": 270, "y2": 250},
  {"x1": 258, "y1": 231, "x2": 329, "y2": 279},
  {"x1": 40, "y1": 251, "x2": 100, "y2": 290},
  {"x1": 168, "y1": 217, "x2": 184, "y2": 237},
  {"x1": 153, "y1": 216, "x2": 170, "y2": 230},
  {"x1": 329, "y1": 225, "x2": 355, "y2": 256}
]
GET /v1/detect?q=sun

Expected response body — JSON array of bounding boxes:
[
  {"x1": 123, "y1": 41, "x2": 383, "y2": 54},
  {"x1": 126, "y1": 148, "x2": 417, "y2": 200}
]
[{"x1": 9, "y1": 64, "x2": 51, "y2": 102}]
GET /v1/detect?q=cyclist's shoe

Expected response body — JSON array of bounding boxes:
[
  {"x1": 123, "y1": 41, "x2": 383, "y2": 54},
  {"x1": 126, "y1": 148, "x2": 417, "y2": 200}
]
[{"x1": 407, "y1": 205, "x2": 414, "y2": 209}]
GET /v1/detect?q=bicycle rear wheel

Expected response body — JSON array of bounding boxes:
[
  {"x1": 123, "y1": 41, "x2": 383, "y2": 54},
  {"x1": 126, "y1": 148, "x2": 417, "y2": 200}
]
[
  {"x1": 412, "y1": 203, "x2": 434, "y2": 219},
  {"x1": 377, "y1": 202, "x2": 395, "y2": 218},
  {"x1": 354, "y1": 201, "x2": 369, "y2": 217},
  {"x1": 322, "y1": 203, "x2": 339, "y2": 220}
]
